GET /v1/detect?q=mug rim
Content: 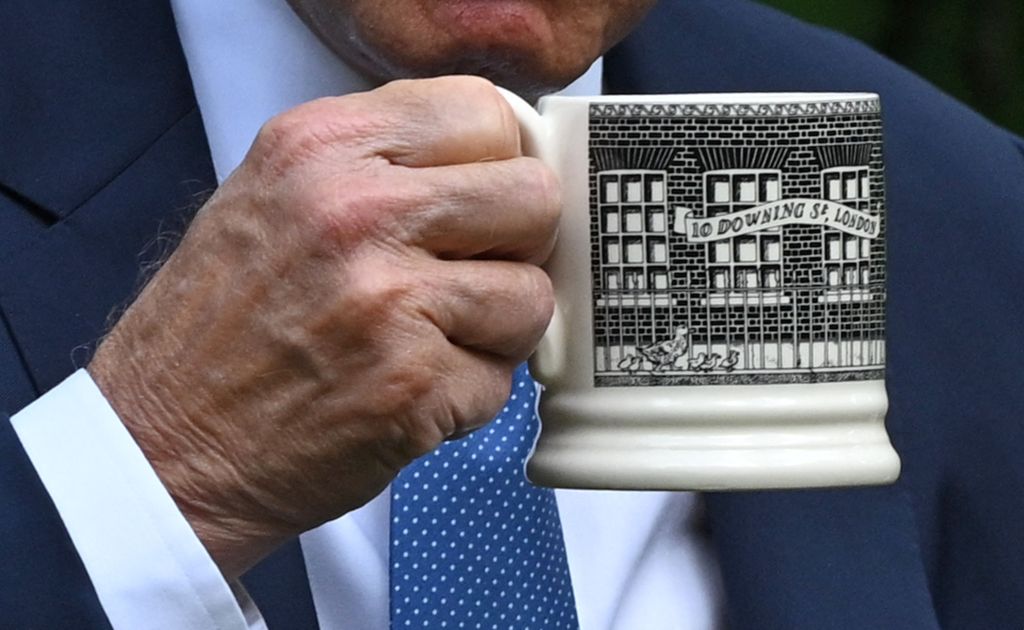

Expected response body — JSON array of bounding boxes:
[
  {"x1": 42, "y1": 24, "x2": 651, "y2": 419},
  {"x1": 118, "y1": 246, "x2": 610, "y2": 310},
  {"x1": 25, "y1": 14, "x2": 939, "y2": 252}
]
[{"x1": 541, "y1": 91, "x2": 879, "y2": 104}]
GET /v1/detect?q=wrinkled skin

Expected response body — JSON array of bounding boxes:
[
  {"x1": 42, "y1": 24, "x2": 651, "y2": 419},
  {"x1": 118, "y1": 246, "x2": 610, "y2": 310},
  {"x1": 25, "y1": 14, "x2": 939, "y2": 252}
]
[{"x1": 90, "y1": 0, "x2": 658, "y2": 579}]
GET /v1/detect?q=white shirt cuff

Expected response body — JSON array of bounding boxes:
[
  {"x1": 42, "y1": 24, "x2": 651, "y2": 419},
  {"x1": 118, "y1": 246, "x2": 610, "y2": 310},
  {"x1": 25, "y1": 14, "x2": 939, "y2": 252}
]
[{"x1": 11, "y1": 369, "x2": 265, "y2": 630}]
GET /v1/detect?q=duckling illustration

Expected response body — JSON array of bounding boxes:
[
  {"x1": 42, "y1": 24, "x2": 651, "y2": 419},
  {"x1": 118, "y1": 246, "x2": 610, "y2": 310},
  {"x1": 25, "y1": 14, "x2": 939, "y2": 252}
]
[
  {"x1": 696, "y1": 352, "x2": 722, "y2": 372},
  {"x1": 617, "y1": 353, "x2": 644, "y2": 375},
  {"x1": 719, "y1": 349, "x2": 741, "y2": 373},
  {"x1": 687, "y1": 352, "x2": 708, "y2": 372}
]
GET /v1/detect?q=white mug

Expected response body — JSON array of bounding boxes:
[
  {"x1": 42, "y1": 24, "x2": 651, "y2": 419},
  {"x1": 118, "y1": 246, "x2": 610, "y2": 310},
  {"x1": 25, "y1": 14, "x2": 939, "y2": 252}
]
[{"x1": 499, "y1": 89, "x2": 901, "y2": 490}]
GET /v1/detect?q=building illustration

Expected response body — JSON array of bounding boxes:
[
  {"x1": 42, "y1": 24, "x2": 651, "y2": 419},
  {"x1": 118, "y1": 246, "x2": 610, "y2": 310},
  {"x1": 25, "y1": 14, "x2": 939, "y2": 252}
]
[{"x1": 589, "y1": 99, "x2": 886, "y2": 386}]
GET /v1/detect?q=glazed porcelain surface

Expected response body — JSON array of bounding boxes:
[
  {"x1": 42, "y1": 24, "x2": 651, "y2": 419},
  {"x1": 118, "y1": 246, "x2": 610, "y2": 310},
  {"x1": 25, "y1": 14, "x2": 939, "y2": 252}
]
[{"x1": 499, "y1": 90, "x2": 900, "y2": 490}]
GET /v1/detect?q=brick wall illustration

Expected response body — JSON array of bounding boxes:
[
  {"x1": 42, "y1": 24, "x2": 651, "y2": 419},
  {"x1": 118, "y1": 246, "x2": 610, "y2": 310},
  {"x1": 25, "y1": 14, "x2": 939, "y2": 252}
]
[{"x1": 589, "y1": 100, "x2": 887, "y2": 386}]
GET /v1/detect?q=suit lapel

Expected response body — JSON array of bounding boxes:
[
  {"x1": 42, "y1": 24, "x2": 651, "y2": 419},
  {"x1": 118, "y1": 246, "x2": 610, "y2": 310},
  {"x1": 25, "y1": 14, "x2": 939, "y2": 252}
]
[
  {"x1": 0, "y1": 0, "x2": 319, "y2": 625},
  {"x1": 0, "y1": 0, "x2": 216, "y2": 397},
  {"x1": 0, "y1": 108, "x2": 215, "y2": 397},
  {"x1": 0, "y1": 0, "x2": 203, "y2": 220}
]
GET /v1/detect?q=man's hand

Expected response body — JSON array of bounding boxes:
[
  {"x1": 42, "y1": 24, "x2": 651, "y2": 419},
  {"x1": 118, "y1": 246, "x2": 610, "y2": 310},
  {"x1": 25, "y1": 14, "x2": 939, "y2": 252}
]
[{"x1": 87, "y1": 77, "x2": 558, "y2": 579}]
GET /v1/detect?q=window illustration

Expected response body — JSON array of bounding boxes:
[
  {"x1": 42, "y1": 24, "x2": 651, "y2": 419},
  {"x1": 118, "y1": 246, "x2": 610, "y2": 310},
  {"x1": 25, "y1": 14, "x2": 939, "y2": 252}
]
[
  {"x1": 821, "y1": 166, "x2": 872, "y2": 301},
  {"x1": 703, "y1": 169, "x2": 783, "y2": 304},
  {"x1": 596, "y1": 170, "x2": 669, "y2": 307}
]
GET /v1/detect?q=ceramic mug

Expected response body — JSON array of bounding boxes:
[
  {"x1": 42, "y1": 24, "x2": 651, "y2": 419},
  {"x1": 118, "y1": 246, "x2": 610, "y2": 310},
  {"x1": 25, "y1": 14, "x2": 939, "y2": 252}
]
[{"x1": 498, "y1": 89, "x2": 901, "y2": 490}]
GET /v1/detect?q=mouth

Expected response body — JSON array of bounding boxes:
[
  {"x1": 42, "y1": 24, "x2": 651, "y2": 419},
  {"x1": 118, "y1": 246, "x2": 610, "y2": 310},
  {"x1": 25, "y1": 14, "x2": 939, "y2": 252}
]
[{"x1": 426, "y1": 0, "x2": 555, "y2": 50}]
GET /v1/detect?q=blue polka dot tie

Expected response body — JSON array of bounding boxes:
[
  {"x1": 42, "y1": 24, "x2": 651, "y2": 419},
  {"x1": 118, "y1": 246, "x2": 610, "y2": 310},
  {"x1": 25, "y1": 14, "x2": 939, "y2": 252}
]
[{"x1": 389, "y1": 364, "x2": 579, "y2": 629}]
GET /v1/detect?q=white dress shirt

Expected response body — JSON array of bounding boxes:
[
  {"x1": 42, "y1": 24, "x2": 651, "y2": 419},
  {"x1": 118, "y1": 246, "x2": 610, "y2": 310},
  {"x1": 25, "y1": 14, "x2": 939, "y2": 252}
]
[{"x1": 11, "y1": 0, "x2": 724, "y2": 627}]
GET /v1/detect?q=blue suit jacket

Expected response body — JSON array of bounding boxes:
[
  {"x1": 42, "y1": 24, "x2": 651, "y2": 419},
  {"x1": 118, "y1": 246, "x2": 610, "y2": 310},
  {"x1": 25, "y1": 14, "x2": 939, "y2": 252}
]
[{"x1": 1, "y1": 1, "x2": 1021, "y2": 628}]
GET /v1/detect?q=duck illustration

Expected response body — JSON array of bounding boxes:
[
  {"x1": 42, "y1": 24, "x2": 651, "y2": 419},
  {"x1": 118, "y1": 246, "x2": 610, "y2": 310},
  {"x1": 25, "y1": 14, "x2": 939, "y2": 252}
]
[
  {"x1": 637, "y1": 326, "x2": 690, "y2": 372},
  {"x1": 719, "y1": 349, "x2": 741, "y2": 372}
]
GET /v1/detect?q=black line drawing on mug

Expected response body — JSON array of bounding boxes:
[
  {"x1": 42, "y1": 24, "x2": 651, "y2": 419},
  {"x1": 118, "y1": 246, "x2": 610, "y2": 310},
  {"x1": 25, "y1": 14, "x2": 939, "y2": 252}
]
[{"x1": 589, "y1": 100, "x2": 886, "y2": 387}]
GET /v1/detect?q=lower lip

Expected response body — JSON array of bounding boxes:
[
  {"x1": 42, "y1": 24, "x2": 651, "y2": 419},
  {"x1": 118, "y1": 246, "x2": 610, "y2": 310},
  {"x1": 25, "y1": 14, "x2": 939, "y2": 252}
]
[{"x1": 429, "y1": 0, "x2": 553, "y2": 44}]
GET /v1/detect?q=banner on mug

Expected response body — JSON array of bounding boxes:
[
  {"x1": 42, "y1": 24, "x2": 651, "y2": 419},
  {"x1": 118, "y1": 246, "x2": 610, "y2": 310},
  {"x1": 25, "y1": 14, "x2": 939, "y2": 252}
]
[{"x1": 674, "y1": 199, "x2": 880, "y2": 242}]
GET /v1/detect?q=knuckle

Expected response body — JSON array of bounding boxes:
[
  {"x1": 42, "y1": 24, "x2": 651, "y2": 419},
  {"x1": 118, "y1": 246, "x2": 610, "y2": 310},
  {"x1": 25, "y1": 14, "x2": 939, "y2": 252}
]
[
  {"x1": 496, "y1": 103, "x2": 522, "y2": 156},
  {"x1": 524, "y1": 266, "x2": 556, "y2": 329},
  {"x1": 483, "y1": 84, "x2": 522, "y2": 156},
  {"x1": 528, "y1": 159, "x2": 563, "y2": 222},
  {"x1": 457, "y1": 74, "x2": 498, "y2": 92},
  {"x1": 345, "y1": 259, "x2": 420, "y2": 319},
  {"x1": 434, "y1": 74, "x2": 498, "y2": 101},
  {"x1": 390, "y1": 74, "x2": 494, "y2": 94},
  {"x1": 253, "y1": 109, "x2": 300, "y2": 148},
  {"x1": 453, "y1": 364, "x2": 514, "y2": 436},
  {"x1": 478, "y1": 367, "x2": 516, "y2": 420},
  {"x1": 252, "y1": 108, "x2": 316, "y2": 168},
  {"x1": 371, "y1": 78, "x2": 438, "y2": 117},
  {"x1": 394, "y1": 353, "x2": 516, "y2": 456},
  {"x1": 515, "y1": 159, "x2": 561, "y2": 264},
  {"x1": 387, "y1": 368, "x2": 439, "y2": 422},
  {"x1": 503, "y1": 265, "x2": 555, "y2": 351},
  {"x1": 427, "y1": 76, "x2": 520, "y2": 154},
  {"x1": 374, "y1": 77, "x2": 424, "y2": 98},
  {"x1": 383, "y1": 377, "x2": 449, "y2": 461},
  {"x1": 304, "y1": 176, "x2": 419, "y2": 253},
  {"x1": 399, "y1": 425, "x2": 445, "y2": 462},
  {"x1": 250, "y1": 98, "x2": 378, "y2": 177},
  {"x1": 306, "y1": 184, "x2": 378, "y2": 247}
]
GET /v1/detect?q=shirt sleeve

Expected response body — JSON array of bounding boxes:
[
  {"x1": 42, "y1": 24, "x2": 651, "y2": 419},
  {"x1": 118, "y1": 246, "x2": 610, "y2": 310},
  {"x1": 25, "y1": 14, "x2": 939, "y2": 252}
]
[{"x1": 11, "y1": 369, "x2": 266, "y2": 630}]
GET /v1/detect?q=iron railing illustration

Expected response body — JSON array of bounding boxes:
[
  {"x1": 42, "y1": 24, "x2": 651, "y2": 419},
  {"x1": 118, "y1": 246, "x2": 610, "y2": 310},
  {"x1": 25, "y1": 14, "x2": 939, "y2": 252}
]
[{"x1": 593, "y1": 284, "x2": 886, "y2": 377}]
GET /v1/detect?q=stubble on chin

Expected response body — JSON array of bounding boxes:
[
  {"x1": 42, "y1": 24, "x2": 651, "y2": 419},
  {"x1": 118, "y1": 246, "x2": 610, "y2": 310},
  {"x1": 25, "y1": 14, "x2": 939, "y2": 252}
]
[{"x1": 285, "y1": 0, "x2": 603, "y2": 101}]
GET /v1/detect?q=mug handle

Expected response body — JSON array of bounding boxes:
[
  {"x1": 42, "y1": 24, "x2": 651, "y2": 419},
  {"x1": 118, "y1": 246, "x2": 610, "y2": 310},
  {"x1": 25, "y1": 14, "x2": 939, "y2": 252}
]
[{"x1": 495, "y1": 87, "x2": 567, "y2": 385}]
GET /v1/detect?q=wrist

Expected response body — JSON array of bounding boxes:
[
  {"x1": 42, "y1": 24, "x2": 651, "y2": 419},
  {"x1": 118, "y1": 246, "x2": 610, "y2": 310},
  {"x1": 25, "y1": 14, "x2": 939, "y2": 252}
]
[{"x1": 87, "y1": 329, "x2": 280, "y2": 579}]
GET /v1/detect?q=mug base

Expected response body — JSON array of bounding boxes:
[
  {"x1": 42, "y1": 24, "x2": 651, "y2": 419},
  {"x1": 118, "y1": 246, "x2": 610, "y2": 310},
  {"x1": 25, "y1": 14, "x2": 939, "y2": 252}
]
[{"x1": 526, "y1": 380, "x2": 900, "y2": 490}]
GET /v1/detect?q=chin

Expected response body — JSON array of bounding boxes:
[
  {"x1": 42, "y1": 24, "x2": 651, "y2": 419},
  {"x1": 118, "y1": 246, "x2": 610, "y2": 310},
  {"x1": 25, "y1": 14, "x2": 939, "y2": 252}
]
[
  {"x1": 414, "y1": 52, "x2": 583, "y2": 100},
  {"x1": 343, "y1": 42, "x2": 590, "y2": 101},
  {"x1": 288, "y1": 0, "x2": 629, "y2": 100},
  {"x1": 362, "y1": 7, "x2": 596, "y2": 97}
]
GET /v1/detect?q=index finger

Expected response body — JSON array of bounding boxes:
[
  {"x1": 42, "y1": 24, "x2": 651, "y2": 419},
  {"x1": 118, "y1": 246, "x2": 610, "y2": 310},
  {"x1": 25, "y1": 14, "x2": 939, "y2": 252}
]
[{"x1": 351, "y1": 75, "x2": 523, "y2": 167}]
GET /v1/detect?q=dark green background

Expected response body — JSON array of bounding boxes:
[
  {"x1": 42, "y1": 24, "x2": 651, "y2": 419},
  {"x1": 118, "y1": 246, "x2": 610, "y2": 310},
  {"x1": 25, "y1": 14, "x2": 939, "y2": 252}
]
[{"x1": 760, "y1": 0, "x2": 1024, "y2": 135}]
